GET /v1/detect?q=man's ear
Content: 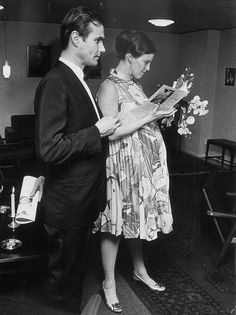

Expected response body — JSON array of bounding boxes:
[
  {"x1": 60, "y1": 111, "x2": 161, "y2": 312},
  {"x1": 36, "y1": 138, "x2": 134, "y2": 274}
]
[{"x1": 71, "y1": 30, "x2": 81, "y2": 47}]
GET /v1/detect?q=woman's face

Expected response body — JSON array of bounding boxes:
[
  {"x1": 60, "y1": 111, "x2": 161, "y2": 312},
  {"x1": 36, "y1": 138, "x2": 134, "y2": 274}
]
[{"x1": 130, "y1": 53, "x2": 154, "y2": 79}]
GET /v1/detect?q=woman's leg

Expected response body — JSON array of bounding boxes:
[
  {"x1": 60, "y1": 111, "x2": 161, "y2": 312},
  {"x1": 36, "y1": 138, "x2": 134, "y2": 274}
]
[
  {"x1": 126, "y1": 238, "x2": 160, "y2": 287},
  {"x1": 101, "y1": 232, "x2": 120, "y2": 304}
]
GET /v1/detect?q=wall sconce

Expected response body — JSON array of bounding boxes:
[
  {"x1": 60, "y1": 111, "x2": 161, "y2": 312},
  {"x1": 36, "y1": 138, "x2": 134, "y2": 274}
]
[
  {"x1": 3, "y1": 60, "x2": 11, "y2": 78},
  {"x1": 2, "y1": 18, "x2": 11, "y2": 79}
]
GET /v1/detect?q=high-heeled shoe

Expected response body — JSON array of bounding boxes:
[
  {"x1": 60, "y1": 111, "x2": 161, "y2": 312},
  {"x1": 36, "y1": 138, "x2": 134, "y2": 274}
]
[
  {"x1": 100, "y1": 282, "x2": 122, "y2": 313},
  {"x1": 133, "y1": 272, "x2": 166, "y2": 291}
]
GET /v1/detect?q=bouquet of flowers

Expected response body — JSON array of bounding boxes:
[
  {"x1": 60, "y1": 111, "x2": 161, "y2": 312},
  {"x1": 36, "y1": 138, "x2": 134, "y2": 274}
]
[{"x1": 161, "y1": 67, "x2": 209, "y2": 136}]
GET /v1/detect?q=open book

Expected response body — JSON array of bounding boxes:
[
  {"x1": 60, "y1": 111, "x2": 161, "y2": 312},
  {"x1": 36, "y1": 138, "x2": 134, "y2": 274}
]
[
  {"x1": 149, "y1": 84, "x2": 188, "y2": 112},
  {"x1": 15, "y1": 176, "x2": 39, "y2": 224},
  {"x1": 120, "y1": 84, "x2": 188, "y2": 122}
]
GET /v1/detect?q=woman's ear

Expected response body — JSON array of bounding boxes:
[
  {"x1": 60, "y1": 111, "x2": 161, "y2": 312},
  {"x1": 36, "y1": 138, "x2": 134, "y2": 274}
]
[{"x1": 126, "y1": 53, "x2": 133, "y2": 64}]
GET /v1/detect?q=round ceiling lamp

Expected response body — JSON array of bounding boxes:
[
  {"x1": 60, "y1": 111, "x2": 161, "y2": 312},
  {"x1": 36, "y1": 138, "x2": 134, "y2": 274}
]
[{"x1": 148, "y1": 19, "x2": 174, "y2": 27}]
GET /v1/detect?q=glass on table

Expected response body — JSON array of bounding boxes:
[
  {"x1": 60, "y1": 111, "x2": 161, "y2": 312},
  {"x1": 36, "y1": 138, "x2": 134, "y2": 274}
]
[{"x1": 0, "y1": 238, "x2": 22, "y2": 250}]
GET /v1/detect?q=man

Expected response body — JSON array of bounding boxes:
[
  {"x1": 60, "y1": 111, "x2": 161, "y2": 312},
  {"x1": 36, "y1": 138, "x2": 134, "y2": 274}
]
[{"x1": 34, "y1": 6, "x2": 120, "y2": 312}]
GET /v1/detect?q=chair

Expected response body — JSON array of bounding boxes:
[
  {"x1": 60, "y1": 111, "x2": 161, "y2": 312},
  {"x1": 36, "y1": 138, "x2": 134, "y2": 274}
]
[
  {"x1": 5, "y1": 116, "x2": 36, "y2": 165},
  {"x1": 203, "y1": 170, "x2": 236, "y2": 266},
  {"x1": 0, "y1": 135, "x2": 24, "y2": 176},
  {"x1": 205, "y1": 139, "x2": 236, "y2": 170}
]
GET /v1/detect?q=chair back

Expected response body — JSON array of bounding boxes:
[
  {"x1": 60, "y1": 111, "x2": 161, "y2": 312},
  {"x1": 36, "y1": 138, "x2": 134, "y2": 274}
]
[
  {"x1": 203, "y1": 170, "x2": 231, "y2": 213},
  {"x1": 203, "y1": 170, "x2": 236, "y2": 242}
]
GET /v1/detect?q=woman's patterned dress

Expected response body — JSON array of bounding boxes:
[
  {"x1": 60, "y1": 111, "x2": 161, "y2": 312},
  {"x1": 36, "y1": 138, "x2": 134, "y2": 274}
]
[{"x1": 94, "y1": 71, "x2": 173, "y2": 241}]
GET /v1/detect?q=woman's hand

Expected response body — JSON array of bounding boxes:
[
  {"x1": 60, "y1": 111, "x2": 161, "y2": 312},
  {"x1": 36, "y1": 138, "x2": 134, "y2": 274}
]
[
  {"x1": 146, "y1": 103, "x2": 176, "y2": 122},
  {"x1": 156, "y1": 107, "x2": 177, "y2": 120}
]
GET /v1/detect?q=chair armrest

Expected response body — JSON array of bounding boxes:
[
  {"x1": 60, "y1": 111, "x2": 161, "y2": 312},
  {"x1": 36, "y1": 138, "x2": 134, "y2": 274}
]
[
  {"x1": 207, "y1": 210, "x2": 236, "y2": 219},
  {"x1": 4, "y1": 126, "x2": 15, "y2": 138},
  {"x1": 4, "y1": 136, "x2": 33, "y2": 145},
  {"x1": 0, "y1": 139, "x2": 25, "y2": 147}
]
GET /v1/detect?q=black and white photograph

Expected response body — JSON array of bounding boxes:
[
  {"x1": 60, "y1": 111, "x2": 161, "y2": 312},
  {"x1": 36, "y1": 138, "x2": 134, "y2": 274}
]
[
  {"x1": 27, "y1": 44, "x2": 51, "y2": 77},
  {"x1": 0, "y1": 1, "x2": 235, "y2": 315},
  {"x1": 225, "y1": 67, "x2": 235, "y2": 86}
]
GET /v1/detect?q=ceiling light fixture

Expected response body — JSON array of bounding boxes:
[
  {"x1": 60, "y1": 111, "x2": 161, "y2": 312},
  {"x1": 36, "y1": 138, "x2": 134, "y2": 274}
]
[
  {"x1": 148, "y1": 19, "x2": 174, "y2": 27},
  {"x1": 0, "y1": 5, "x2": 4, "y2": 10}
]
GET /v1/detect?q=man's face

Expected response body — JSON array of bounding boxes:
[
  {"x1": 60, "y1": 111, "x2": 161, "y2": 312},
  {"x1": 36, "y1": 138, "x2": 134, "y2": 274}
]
[{"x1": 78, "y1": 22, "x2": 105, "y2": 67}]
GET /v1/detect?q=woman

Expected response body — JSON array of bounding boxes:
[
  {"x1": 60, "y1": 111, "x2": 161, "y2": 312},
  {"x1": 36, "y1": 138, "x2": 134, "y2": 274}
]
[{"x1": 94, "y1": 30, "x2": 173, "y2": 313}]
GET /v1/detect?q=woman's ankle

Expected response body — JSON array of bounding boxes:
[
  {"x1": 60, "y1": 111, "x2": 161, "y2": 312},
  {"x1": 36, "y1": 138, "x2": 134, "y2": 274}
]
[
  {"x1": 133, "y1": 267, "x2": 147, "y2": 277},
  {"x1": 103, "y1": 279, "x2": 116, "y2": 289},
  {"x1": 102, "y1": 280, "x2": 119, "y2": 304}
]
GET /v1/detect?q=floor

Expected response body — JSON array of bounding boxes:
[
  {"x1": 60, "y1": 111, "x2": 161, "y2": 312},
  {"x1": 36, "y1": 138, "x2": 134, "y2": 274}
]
[{"x1": 0, "y1": 151, "x2": 235, "y2": 314}]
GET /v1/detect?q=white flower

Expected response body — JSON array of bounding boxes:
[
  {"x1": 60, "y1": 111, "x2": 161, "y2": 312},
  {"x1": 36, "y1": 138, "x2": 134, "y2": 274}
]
[
  {"x1": 191, "y1": 95, "x2": 200, "y2": 103},
  {"x1": 187, "y1": 82, "x2": 193, "y2": 89},
  {"x1": 193, "y1": 108, "x2": 199, "y2": 115},
  {"x1": 161, "y1": 69, "x2": 209, "y2": 137},
  {"x1": 176, "y1": 67, "x2": 195, "y2": 92},
  {"x1": 199, "y1": 108, "x2": 209, "y2": 116},
  {"x1": 178, "y1": 82, "x2": 190, "y2": 92},
  {"x1": 186, "y1": 116, "x2": 195, "y2": 125},
  {"x1": 178, "y1": 126, "x2": 192, "y2": 135},
  {"x1": 161, "y1": 116, "x2": 174, "y2": 127}
]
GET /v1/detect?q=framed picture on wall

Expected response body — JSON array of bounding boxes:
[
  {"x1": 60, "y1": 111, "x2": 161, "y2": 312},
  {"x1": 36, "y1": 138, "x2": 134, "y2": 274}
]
[
  {"x1": 225, "y1": 67, "x2": 235, "y2": 86},
  {"x1": 27, "y1": 44, "x2": 51, "y2": 77}
]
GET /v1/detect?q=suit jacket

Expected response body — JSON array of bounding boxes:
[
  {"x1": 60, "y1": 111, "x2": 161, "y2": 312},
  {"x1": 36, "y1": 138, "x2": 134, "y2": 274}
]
[{"x1": 34, "y1": 61, "x2": 108, "y2": 229}]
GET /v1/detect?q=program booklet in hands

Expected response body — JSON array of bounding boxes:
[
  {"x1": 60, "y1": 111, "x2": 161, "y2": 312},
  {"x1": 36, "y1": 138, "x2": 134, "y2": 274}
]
[
  {"x1": 15, "y1": 176, "x2": 40, "y2": 224},
  {"x1": 149, "y1": 84, "x2": 188, "y2": 112},
  {"x1": 120, "y1": 84, "x2": 188, "y2": 123}
]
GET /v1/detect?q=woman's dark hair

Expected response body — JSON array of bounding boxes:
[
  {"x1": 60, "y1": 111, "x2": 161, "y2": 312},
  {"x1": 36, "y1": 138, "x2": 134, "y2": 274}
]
[
  {"x1": 115, "y1": 30, "x2": 156, "y2": 60},
  {"x1": 60, "y1": 6, "x2": 104, "y2": 49}
]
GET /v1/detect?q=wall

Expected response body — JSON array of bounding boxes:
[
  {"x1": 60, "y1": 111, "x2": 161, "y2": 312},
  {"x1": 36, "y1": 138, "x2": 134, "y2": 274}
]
[
  {"x1": 0, "y1": 21, "x2": 60, "y2": 135},
  {"x1": 213, "y1": 29, "x2": 236, "y2": 141},
  {"x1": 0, "y1": 21, "x2": 178, "y2": 136},
  {"x1": 1, "y1": 21, "x2": 236, "y2": 161},
  {"x1": 178, "y1": 28, "x2": 236, "y2": 160},
  {"x1": 178, "y1": 30, "x2": 220, "y2": 157}
]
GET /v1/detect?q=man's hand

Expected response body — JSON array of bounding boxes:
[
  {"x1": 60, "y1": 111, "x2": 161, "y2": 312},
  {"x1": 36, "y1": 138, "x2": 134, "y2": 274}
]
[
  {"x1": 30, "y1": 176, "x2": 45, "y2": 202},
  {"x1": 95, "y1": 116, "x2": 121, "y2": 138}
]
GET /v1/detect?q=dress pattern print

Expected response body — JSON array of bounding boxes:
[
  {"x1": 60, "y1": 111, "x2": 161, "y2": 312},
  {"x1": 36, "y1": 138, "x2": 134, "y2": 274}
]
[{"x1": 94, "y1": 71, "x2": 173, "y2": 241}]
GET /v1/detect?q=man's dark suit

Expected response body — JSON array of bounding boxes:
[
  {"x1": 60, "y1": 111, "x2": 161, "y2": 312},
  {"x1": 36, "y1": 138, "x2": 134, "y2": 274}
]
[{"x1": 34, "y1": 61, "x2": 107, "y2": 311}]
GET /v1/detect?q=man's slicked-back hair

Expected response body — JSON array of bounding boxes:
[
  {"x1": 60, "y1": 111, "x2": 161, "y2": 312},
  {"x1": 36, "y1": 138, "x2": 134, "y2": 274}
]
[
  {"x1": 60, "y1": 6, "x2": 104, "y2": 49},
  {"x1": 115, "y1": 30, "x2": 156, "y2": 60}
]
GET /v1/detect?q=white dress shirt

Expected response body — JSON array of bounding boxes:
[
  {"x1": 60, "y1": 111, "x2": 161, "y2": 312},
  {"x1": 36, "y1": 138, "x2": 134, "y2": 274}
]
[{"x1": 59, "y1": 57, "x2": 101, "y2": 120}]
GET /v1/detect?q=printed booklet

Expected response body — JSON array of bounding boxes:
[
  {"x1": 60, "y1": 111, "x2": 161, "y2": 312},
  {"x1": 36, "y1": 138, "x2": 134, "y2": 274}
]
[
  {"x1": 15, "y1": 176, "x2": 40, "y2": 224},
  {"x1": 149, "y1": 84, "x2": 188, "y2": 112},
  {"x1": 121, "y1": 84, "x2": 188, "y2": 121}
]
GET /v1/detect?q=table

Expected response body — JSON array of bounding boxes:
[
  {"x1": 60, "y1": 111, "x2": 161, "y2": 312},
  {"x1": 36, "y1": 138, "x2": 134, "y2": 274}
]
[
  {"x1": 205, "y1": 138, "x2": 236, "y2": 170},
  {"x1": 0, "y1": 212, "x2": 47, "y2": 274}
]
